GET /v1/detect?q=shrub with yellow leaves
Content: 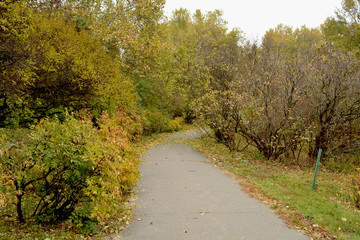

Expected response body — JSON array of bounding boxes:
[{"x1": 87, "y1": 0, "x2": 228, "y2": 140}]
[{"x1": 0, "y1": 113, "x2": 139, "y2": 226}]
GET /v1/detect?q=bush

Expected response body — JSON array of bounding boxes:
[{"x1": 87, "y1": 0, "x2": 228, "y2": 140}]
[
  {"x1": 0, "y1": 114, "x2": 139, "y2": 224},
  {"x1": 99, "y1": 109, "x2": 143, "y2": 144},
  {"x1": 70, "y1": 209, "x2": 99, "y2": 235},
  {"x1": 142, "y1": 109, "x2": 172, "y2": 135},
  {"x1": 1, "y1": 4, "x2": 136, "y2": 128},
  {"x1": 168, "y1": 117, "x2": 184, "y2": 131}
]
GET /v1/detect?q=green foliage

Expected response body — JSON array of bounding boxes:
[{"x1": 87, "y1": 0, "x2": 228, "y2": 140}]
[
  {"x1": 0, "y1": 1, "x2": 35, "y2": 126},
  {"x1": 0, "y1": 1, "x2": 136, "y2": 127},
  {"x1": 70, "y1": 209, "x2": 99, "y2": 235},
  {"x1": 164, "y1": 9, "x2": 244, "y2": 120},
  {"x1": 141, "y1": 110, "x2": 184, "y2": 135},
  {"x1": 263, "y1": 24, "x2": 324, "y2": 54},
  {"x1": 0, "y1": 114, "x2": 139, "y2": 224},
  {"x1": 321, "y1": 0, "x2": 360, "y2": 55},
  {"x1": 142, "y1": 109, "x2": 172, "y2": 135}
]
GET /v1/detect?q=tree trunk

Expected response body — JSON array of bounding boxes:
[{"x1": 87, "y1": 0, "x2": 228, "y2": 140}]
[
  {"x1": 310, "y1": 128, "x2": 328, "y2": 158},
  {"x1": 16, "y1": 194, "x2": 25, "y2": 223}
]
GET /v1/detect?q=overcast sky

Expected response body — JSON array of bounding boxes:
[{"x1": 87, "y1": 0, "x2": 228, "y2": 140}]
[{"x1": 163, "y1": 0, "x2": 342, "y2": 41}]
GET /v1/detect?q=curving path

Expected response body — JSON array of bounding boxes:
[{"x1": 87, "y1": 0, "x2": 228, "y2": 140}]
[{"x1": 116, "y1": 132, "x2": 309, "y2": 240}]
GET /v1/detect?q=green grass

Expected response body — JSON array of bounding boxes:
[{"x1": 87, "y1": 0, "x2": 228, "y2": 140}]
[
  {"x1": 185, "y1": 135, "x2": 360, "y2": 240},
  {"x1": 257, "y1": 173, "x2": 360, "y2": 239}
]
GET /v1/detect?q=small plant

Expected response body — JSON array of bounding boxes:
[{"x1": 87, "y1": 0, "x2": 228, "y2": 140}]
[
  {"x1": 351, "y1": 168, "x2": 360, "y2": 209},
  {"x1": 70, "y1": 209, "x2": 99, "y2": 235}
]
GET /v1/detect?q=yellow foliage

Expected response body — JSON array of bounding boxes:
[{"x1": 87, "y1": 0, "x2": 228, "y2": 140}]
[
  {"x1": 169, "y1": 117, "x2": 184, "y2": 131},
  {"x1": 142, "y1": 109, "x2": 172, "y2": 134},
  {"x1": 0, "y1": 114, "x2": 140, "y2": 225},
  {"x1": 99, "y1": 109, "x2": 143, "y2": 147}
]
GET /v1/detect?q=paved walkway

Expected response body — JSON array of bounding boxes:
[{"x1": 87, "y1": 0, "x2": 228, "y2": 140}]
[{"x1": 117, "y1": 132, "x2": 309, "y2": 240}]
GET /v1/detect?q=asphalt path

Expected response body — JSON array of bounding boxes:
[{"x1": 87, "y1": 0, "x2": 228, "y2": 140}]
[{"x1": 116, "y1": 132, "x2": 309, "y2": 240}]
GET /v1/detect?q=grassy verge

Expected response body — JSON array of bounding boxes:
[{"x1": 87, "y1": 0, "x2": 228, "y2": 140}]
[{"x1": 184, "y1": 134, "x2": 360, "y2": 240}]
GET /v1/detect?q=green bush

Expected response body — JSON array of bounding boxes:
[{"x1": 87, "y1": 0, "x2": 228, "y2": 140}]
[
  {"x1": 142, "y1": 109, "x2": 172, "y2": 135},
  {"x1": 0, "y1": 114, "x2": 139, "y2": 224},
  {"x1": 70, "y1": 209, "x2": 99, "y2": 235}
]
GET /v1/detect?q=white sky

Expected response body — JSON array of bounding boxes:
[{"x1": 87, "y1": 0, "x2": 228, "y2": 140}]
[{"x1": 163, "y1": 0, "x2": 342, "y2": 41}]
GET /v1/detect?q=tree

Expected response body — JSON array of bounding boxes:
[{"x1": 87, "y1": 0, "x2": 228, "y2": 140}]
[
  {"x1": 196, "y1": 22, "x2": 360, "y2": 163},
  {"x1": 321, "y1": 0, "x2": 360, "y2": 55},
  {"x1": 0, "y1": 1, "x2": 35, "y2": 126},
  {"x1": 196, "y1": 39, "x2": 310, "y2": 159},
  {"x1": 305, "y1": 46, "x2": 360, "y2": 157},
  {"x1": 263, "y1": 24, "x2": 324, "y2": 55},
  {"x1": 0, "y1": 2, "x2": 135, "y2": 127},
  {"x1": 165, "y1": 9, "x2": 244, "y2": 121}
]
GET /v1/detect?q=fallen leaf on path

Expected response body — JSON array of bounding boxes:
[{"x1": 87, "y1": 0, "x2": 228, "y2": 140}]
[{"x1": 199, "y1": 211, "x2": 211, "y2": 215}]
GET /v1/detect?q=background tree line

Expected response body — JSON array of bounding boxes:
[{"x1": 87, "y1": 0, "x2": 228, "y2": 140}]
[
  {"x1": 196, "y1": 25, "x2": 360, "y2": 163},
  {"x1": 183, "y1": 2, "x2": 360, "y2": 169}
]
